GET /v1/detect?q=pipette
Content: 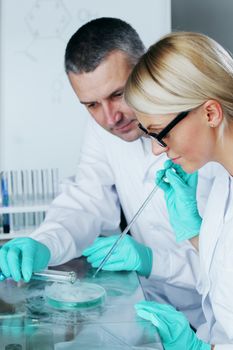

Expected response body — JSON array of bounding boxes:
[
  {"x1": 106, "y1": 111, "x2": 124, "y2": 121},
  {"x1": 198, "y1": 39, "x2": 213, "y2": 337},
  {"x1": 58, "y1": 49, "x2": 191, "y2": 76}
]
[
  {"x1": 0, "y1": 269, "x2": 78, "y2": 284},
  {"x1": 92, "y1": 184, "x2": 160, "y2": 278}
]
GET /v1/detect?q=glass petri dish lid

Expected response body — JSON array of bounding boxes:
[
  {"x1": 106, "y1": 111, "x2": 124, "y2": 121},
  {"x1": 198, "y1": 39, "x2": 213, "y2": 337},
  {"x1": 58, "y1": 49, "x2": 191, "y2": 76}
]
[{"x1": 45, "y1": 282, "x2": 106, "y2": 310}]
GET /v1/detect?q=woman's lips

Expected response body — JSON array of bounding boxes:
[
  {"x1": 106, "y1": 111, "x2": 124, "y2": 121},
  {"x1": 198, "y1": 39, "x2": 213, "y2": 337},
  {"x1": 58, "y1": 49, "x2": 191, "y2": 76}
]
[{"x1": 171, "y1": 157, "x2": 181, "y2": 164}]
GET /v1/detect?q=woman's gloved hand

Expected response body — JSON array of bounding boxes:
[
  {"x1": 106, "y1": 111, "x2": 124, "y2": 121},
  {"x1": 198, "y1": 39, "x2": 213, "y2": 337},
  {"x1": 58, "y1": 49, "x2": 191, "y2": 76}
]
[
  {"x1": 82, "y1": 234, "x2": 153, "y2": 277},
  {"x1": 0, "y1": 237, "x2": 51, "y2": 282},
  {"x1": 155, "y1": 159, "x2": 202, "y2": 242},
  {"x1": 135, "y1": 301, "x2": 210, "y2": 350}
]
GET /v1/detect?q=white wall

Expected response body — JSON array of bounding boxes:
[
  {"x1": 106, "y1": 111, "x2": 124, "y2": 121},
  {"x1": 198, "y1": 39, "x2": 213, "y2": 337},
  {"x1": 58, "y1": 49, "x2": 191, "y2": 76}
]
[{"x1": 0, "y1": 0, "x2": 171, "y2": 179}]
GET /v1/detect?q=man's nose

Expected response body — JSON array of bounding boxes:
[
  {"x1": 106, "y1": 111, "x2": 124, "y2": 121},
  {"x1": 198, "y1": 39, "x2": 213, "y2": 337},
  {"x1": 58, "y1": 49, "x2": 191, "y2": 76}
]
[
  {"x1": 151, "y1": 139, "x2": 168, "y2": 156},
  {"x1": 102, "y1": 101, "x2": 121, "y2": 125}
]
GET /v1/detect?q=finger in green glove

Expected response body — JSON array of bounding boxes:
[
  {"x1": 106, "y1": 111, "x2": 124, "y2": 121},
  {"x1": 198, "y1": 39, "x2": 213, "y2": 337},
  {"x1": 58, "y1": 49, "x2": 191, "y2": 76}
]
[
  {"x1": 156, "y1": 159, "x2": 202, "y2": 241},
  {"x1": 82, "y1": 234, "x2": 152, "y2": 277},
  {"x1": 135, "y1": 301, "x2": 210, "y2": 350},
  {"x1": 0, "y1": 237, "x2": 51, "y2": 282}
]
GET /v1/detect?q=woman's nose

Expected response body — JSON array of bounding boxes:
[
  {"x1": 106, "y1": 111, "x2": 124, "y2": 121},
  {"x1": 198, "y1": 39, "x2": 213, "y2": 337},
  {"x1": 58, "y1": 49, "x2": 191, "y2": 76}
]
[{"x1": 151, "y1": 139, "x2": 168, "y2": 156}]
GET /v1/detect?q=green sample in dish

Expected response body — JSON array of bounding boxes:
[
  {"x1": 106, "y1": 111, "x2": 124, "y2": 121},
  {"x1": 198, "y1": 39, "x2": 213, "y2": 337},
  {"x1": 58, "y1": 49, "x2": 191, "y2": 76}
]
[{"x1": 45, "y1": 282, "x2": 106, "y2": 310}]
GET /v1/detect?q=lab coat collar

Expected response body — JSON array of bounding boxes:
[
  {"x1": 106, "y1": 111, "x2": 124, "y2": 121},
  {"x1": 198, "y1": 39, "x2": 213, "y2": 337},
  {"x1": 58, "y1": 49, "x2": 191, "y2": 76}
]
[{"x1": 224, "y1": 175, "x2": 233, "y2": 223}]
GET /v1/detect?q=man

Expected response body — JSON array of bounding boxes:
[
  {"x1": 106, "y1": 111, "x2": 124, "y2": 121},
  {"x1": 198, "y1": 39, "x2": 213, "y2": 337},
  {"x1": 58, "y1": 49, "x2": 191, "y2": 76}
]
[{"x1": 0, "y1": 17, "x2": 213, "y2": 328}]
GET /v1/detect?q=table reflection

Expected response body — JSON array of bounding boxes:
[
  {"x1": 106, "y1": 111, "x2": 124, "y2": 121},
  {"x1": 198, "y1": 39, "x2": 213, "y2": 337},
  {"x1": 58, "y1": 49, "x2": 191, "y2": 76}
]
[{"x1": 0, "y1": 258, "x2": 163, "y2": 350}]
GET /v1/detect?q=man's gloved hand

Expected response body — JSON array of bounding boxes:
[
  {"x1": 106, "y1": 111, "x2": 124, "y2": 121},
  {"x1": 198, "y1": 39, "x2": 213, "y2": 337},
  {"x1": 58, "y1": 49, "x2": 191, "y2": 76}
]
[
  {"x1": 155, "y1": 159, "x2": 202, "y2": 242},
  {"x1": 82, "y1": 234, "x2": 153, "y2": 277},
  {"x1": 135, "y1": 301, "x2": 211, "y2": 350},
  {"x1": 0, "y1": 237, "x2": 51, "y2": 282}
]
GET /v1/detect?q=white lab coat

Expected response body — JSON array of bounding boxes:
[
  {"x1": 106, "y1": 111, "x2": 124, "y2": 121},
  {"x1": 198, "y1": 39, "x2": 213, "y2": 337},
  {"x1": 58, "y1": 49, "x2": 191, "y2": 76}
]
[
  {"x1": 196, "y1": 166, "x2": 233, "y2": 349},
  {"x1": 31, "y1": 117, "x2": 215, "y2": 329}
]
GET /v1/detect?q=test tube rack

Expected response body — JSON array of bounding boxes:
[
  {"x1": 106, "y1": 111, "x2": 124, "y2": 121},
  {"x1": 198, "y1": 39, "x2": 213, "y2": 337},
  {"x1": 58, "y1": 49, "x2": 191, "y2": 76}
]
[{"x1": 0, "y1": 168, "x2": 59, "y2": 239}]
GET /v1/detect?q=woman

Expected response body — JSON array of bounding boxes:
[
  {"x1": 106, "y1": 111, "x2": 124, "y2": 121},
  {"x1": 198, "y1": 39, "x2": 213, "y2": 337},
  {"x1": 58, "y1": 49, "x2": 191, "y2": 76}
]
[{"x1": 125, "y1": 32, "x2": 233, "y2": 350}]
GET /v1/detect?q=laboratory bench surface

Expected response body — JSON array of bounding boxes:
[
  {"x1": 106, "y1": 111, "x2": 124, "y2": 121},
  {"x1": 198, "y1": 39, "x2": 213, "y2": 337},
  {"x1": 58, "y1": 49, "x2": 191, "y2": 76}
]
[{"x1": 0, "y1": 257, "x2": 163, "y2": 350}]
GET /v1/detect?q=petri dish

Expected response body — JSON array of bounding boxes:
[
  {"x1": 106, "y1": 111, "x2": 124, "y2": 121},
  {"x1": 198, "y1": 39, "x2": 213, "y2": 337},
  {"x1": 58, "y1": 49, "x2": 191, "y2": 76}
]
[{"x1": 45, "y1": 282, "x2": 106, "y2": 310}]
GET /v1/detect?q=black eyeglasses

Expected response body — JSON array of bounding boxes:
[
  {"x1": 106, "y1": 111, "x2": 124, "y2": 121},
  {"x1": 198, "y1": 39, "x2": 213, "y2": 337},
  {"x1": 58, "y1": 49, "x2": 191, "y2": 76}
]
[{"x1": 138, "y1": 111, "x2": 190, "y2": 147}]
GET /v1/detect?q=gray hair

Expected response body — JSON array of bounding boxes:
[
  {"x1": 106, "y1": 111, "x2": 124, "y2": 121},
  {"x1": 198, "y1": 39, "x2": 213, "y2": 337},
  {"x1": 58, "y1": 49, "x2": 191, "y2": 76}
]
[{"x1": 65, "y1": 17, "x2": 145, "y2": 74}]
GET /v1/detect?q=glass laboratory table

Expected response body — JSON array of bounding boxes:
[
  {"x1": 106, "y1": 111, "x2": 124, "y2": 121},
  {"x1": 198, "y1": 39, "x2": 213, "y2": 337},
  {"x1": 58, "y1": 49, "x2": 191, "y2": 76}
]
[{"x1": 0, "y1": 257, "x2": 163, "y2": 350}]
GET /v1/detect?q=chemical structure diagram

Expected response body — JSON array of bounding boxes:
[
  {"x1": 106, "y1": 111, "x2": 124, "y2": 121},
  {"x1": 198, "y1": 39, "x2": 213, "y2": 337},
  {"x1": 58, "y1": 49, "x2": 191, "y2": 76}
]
[{"x1": 20, "y1": 0, "x2": 99, "y2": 103}]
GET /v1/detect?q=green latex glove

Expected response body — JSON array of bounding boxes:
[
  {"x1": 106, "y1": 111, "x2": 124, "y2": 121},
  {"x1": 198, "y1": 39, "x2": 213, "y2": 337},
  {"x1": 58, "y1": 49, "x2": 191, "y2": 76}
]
[
  {"x1": 0, "y1": 237, "x2": 51, "y2": 282},
  {"x1": 82, "y1": 234, "x2": 153, "y2": 277},
  {"x1": 155, "y1": 159, "x2": 202, "y2": 242},
  {"x1": 135, "y1": 301, "x2": 210, "y2": 350}
]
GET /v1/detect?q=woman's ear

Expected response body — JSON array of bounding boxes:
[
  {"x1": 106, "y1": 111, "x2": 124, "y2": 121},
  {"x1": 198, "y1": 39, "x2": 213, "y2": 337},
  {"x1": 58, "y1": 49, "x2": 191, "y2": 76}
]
[{"x1": 203, "y1": 100, "x2": 223, "y2": 128}]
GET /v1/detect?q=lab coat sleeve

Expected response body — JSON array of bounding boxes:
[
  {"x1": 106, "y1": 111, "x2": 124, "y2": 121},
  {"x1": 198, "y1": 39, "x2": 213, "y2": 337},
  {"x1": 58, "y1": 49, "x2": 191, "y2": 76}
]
[
  {"x1": 148, "y1": 161, "x2": 220, "y2": 284},
  {"x1": 30, "y1": 118, "x2": 121, "y2": 265},
  {"x1": 140, "y1": 163, "x2": 217, "y2": 330},
  {"x1": 142, "y1": 235, "x2": 203, "y2": 329},
  {"x1": 149, "y1": 239, "x2": 200, "y2": 286}
]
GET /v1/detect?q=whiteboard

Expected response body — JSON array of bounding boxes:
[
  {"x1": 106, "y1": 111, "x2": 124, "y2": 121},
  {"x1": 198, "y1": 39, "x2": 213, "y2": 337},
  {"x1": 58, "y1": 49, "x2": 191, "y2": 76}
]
[{"x1": 0, "y1": 0, "x2": 171, "y2": 178}]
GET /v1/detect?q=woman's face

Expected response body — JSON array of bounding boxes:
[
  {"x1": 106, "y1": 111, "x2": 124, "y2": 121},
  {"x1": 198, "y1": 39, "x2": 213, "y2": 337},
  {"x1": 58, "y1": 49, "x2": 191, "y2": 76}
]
[{"x1": 136, "y1": 105, "x2": 216, "y2": 173}]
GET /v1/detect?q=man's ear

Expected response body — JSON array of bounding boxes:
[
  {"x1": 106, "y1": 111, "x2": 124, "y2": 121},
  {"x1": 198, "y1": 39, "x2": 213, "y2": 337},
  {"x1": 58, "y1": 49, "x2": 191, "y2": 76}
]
[{"x1": 203, "y1": 100, "x2": 223, "y2": 128}]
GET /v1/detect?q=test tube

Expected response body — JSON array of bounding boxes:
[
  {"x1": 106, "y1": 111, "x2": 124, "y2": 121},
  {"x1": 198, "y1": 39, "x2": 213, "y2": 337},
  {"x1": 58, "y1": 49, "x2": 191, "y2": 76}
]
[
  {"x1": 10, "y1": 171, "x2": 20, "y2": 231},
  {"x1": 32, "y1": 269, "x2": 78, "y2": 284},
  {"x1": 51, "y1": 168, "x2": 59, "y2": 198},
  {"x1": 32, "y1": 169, "x2": 41, "y2": 202},
  {"x1": 1, "y1": 172, "x2": 10, "y2": 233}
]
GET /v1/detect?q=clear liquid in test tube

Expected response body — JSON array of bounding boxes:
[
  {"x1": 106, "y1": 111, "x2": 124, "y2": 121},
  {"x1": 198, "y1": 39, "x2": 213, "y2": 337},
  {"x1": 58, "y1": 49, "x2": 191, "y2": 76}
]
[{"x1": 32, "y1": 269, "x2": 78, "y2": 284}]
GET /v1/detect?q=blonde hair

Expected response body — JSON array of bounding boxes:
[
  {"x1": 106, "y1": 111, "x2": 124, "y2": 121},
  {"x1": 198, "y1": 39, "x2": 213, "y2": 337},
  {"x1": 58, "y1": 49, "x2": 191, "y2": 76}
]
[{"x1": 124, "y1": 32, "x2": 233, "y2": 130}]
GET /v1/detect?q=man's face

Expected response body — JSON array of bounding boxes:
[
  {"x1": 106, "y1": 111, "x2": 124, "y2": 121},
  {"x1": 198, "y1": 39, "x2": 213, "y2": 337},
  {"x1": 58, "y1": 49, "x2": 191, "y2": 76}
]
[{"x1": 68, "y1": 51, "x2": 143, "y2": 142}]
